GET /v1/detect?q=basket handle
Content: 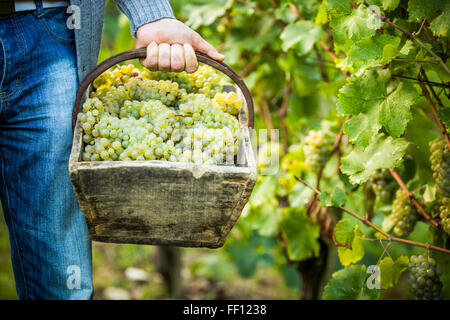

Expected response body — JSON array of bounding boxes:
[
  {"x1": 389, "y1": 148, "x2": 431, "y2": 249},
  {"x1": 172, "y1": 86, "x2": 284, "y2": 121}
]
[{"x1": 72, "y1": 48, "x2": 254, "y2": 131}]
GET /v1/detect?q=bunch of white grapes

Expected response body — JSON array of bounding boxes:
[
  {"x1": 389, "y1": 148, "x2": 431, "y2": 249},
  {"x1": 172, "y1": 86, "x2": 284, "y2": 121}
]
[
  {"x1": 407, "y1": 255, "x2": 442, "y2": 300},
  {"x1": 370, "y1": 169, "x2": 397, "y2": 203},
  {"x1": 389, "y1": 189, "x2": 419, "y2": 237},
  {"x1": 77, "y1": 64, "x2": 244, "y2": 165},
  {"x1": 303, "y1": 130, "x2": 333, "y2": 170},
  {"x1": 429, "y1": 138, "x2": 450, "y2": 234}
]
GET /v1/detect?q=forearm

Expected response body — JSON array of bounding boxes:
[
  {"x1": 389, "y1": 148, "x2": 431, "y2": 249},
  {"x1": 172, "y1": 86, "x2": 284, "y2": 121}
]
[{"x1": 113, "y1": 0, "x2": 175, "y2": 37}]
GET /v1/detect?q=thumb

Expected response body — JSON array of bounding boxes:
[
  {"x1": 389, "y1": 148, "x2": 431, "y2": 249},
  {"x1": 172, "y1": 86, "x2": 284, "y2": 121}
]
[{"x1": 192, "y1": 34, "x2": 225, "y2": 61}]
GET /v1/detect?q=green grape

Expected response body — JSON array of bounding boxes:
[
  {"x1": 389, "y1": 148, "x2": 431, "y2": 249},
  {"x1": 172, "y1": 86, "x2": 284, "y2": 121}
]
[
  {"x1": 429, "y1": 138, "x2": 450, "y2": 197},
  {"x1": 79, "y1": 64, "x2": 242, "y2": 165},
  {"x1": 407, "y1": 255, "x2": 443, "y2": 300},
  {"x1": 439, "y1": 197, "x2": 450, "y2": 234},
  {"x1": 370, "y1": 169, "x2": 397, "y2": 203},
  {"x1": 388, "y1": 189, "x2": 419, "y2": 237},
  {"x1": 303, "y1": 130, "x2": 333, "y2": 171}
]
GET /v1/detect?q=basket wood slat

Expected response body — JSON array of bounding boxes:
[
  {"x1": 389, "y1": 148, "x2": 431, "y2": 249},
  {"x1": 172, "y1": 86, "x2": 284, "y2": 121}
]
[{"x1": 69, "y1": 49, "x2": 257, "y2": 248}]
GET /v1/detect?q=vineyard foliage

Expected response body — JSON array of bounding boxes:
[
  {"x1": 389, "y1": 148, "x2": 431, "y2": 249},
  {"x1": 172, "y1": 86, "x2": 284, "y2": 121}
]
[{"x1": 102, "y1": 0, "x2": 450, "y2": 299}]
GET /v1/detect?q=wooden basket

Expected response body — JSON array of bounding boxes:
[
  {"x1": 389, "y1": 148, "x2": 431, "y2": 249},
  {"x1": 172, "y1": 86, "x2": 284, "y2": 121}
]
[{"x1": 69, "y1": 48, "x2": 257, "y2": 248}]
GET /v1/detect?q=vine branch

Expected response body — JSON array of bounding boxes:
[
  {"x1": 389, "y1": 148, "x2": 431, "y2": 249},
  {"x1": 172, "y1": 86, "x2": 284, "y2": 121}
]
[
  {"x1": 417, "y1": 71, "x2": 450, "y2": 150},
  {"x1": 294, "y1": 176, "x2": 450, "y2": 255},
  {"x1": 388, "y1": 168, "x2": 440, "y2": 228},
  {"x1": 362, "y1": 1, "x2": 450, "y2": 75}
]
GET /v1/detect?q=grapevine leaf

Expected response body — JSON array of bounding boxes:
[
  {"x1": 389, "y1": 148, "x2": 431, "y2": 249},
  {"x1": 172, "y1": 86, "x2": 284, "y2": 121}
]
[
  {"x1": 289, "y1": 182, "x2": 314, "y2": 207},
  {"x1": 379, "y1": 80, "x2": 417, "y2": 138},
  {"x1": 332, "y1": 188, "x2": 346, "y2": 206},
  {"x1": 438, "y1": 105, "x2": 450, "y2": 129},
  {"x1": 334, "y1": 219, "x2": 365, "y2": 266},
  {"x1": 338, "y1": 70, "x2": 417, "y2": 145},
  {"x1": 341, "y1": 133, "x2": 409, "y2": 184},
  {"x1": 249, "y1": 176, "x2": 277, "y2": 207},
  {"x1": 407, "y1": 0, "x2": 444, "y2": 21},
  {"x1": 315, "y1": 0, "x2": 329, "y2": 24},
  {"x1": 379, "y1": 256, "x2": 409, "y2": 289},
  {"x1": 337, "y1": 69, "x2": 389, "y2": 116},
  {"x1": 327, "y1": 0, "x2": 352, "y2": 14},
  {"x1": 319, "y1": 192, "x2": 333, "y2": 207},
  {"x1": 280, "y1": 21, "x2": 322, "y2": 54},
  {"x1": 185, "y1": 0, "x2": 233, "y2": 29},
  {"x1": 405, "y1": 108, "x2": 440, "y2": 180},
  {"x1": 279, "y1": 207, "x2": 320, "y2": 261},
  {"x1": 247, "y1": 205, "x2": 282, "y2": 237},
  {"x1": 323, "y1": 265, "x2": 380, "y2": 300},
  {"x1": 347, "y1": 34, "x2": 401, "y2": 74},
  {"x1": 319, "y1": 188, "x2": 346, "y2": 207},
  {"x1": 430, "y1": 3, "x2": 450, "y2": 37},
  {"x1": 399, "y1": 40, "x2": 414, "y2": 55},
  {"x1": 343, "y1": 106, "x2": 381, "y2": 147},
  {"x1": 330, "y1": 5, "x2": 382, "y2": 50},
  {"x1": 382, "y1": 0, "x2": 400, "y2": 11}
]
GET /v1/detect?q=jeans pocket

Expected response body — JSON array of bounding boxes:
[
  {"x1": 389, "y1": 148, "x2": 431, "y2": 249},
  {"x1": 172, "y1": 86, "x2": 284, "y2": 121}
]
[{"x1": 38, "y1": 7, "x2": 75, "y2": 45}]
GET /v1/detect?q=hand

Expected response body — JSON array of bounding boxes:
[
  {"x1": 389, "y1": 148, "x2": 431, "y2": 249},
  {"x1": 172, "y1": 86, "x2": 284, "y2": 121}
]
[{"x1": 136, "y1": 18, "x2": 225, "y2": 73}]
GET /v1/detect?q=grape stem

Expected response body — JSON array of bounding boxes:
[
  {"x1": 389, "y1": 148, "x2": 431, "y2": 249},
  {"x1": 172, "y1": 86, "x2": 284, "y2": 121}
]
[
  {"x1": 294, "y1": 176, "x2": 450, "y2": 255},
  {"x1": 362, "y1": 1, "x2": 450, "y2": 75},
  {"x1": 388, "y1": 168, "x2": 440, "y2": 228},
  {"x1": 418, "y1": 69, "x2": 450, "y2": 150}
]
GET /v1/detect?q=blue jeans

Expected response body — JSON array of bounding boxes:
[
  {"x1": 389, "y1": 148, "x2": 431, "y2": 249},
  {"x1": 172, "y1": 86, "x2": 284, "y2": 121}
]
[{"x1": 0, "y1": 5, "x2": 93, "y2": 299}]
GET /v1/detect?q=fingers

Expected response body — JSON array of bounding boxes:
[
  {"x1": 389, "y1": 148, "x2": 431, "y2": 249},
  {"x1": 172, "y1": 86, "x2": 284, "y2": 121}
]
[
  {"x1": 141, "y1": 42, "x2": 215, "y2": 73},
  {"x1": 158, "y1": 43, "x2": 171, "y2": 72},
  {"x1": 183, "y1": 44, "x2": 198, "y2": 73},
  {"x1": 192, "y1": 33, "x2": 225, "y2": 61},
  {"x1": 170, "y1": 44, "x2": 185, "y2": 72},
  {"x1": 141, "y1": 41, "x2": 158, "y2": 71}
]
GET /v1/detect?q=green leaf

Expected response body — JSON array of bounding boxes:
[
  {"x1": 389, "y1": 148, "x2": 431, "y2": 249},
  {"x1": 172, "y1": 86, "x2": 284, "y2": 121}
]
[
  {"x1": 334, "y1": 219, "x2": 365, "y2": 266},
  {"x1": 323, "y1": 265, "x2": 380, "y2": 300},
  {"x1": 430, "y1": 3, "x2": 450, "y2": 37},
  {"x1": 438, "y1": 107, "x2": 450, "y2": 129},
  {"x1": 347, "y1": 34, "x2": 401, "y2": 74},
  {"x1": 338, "y1": 70, "x2": 418, "y2": 146},
  {"x1": 379, "y1": 80, "x2": 417, "y2": 138},
  {"x1": 319, "y1": 192, "x2": 333, "y2": 207},
  {"x1": 289, "y1": 182, "x2": 314, "y2": 207},
  {"x1": 279, "y1": 208, "x2": 320, "y2": 261},
  {"x1": 341, "y1": 133, "x2": 409, "y2": 184},
  {"x1": 408, "y1": 0, "x2": 445, "y2": 21},
  {"x1": 250, "y1": 176, "x2": 277, "y2": 207},
  {"x1": 320, "y1": 188, "x2": 346, "y2": 207},
  {"x1": 316, "y1": 0, "x2": 329, "y2": 24},
  {"x1": 399, "y1": 40, "x2": 414, "y2": 55},
  {"x1": 382, "y1": 0, "x2": 400, "y2": 11},
  {"x1": 379, "y1": 256, "x2": 409, "y2": 289},
  {"x1": 331, "y1": 5, "x2": 382, "y2": 50},
  {"x1": 186, "y1": 0, "x2": 233, "y2": 29},
  {"x1": 280, "y1": 21, "x2": 322, "y2": 54}
]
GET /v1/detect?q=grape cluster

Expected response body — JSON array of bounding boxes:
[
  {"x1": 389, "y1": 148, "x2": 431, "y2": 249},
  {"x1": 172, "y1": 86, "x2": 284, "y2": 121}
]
[
  {"x1": 370, "y1": 169, "x2": 397, "y2": 203},
  {"x1": 407, "y1": 255, "x2": 443, "y2": 300},
  {"x1": 78, "y1": 64, "x2": 244, "y2": 165},
  {"x1": 142, "y1": 65, "x2": 222, "y2": 98},
  {"x1": 213, "y1": 91, "x2": 243, "y2": 115},
  {"x1": 389, "y1": 189, "x2": 419, "y2": 237},
  {"x1": 303, "y1": 130, "x2": 333, "y2": 170},
  {"x1": 429, "y1": 138, "x2": 450, "y2": 197},
  {"x1": 439, "y1": 197, "x2": 450, "y2": 234}
]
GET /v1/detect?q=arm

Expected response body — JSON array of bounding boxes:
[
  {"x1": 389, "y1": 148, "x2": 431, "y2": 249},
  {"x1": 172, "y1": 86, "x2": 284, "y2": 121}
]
[{"x1": 113, "y1": 0, "x2": 224, "y2": 73}]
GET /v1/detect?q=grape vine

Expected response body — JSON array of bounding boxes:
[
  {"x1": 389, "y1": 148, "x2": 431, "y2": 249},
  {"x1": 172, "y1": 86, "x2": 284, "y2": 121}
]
[{"x1": 169, "y1": 0, "x2": 450, "y2": 299}]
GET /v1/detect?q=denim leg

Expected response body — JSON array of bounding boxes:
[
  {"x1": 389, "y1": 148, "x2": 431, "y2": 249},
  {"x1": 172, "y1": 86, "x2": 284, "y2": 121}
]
[{"x1": 0, "y1": 9, "x2": 93, "y2": 299}]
